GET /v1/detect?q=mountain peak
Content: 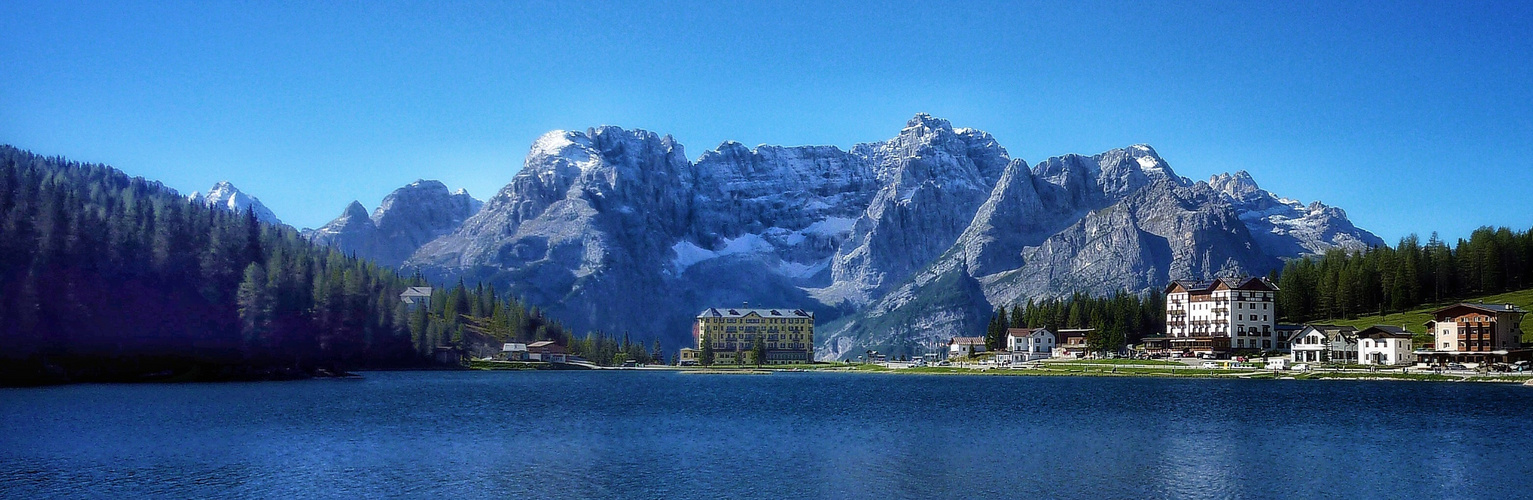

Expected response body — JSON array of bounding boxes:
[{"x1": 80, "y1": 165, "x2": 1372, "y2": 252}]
[
  {"x1": 188, "y1": 181, "x2": 282, "y2": 225},
  {"x1": 904, "y1": 113, "x2": 953, "y2": 132},
  {"x1": 1208, "y1": 170, "x2": 1263, "y2": 201},
  {"x1": 344, "y1": 200, "x2": 370, "y2": 219}
]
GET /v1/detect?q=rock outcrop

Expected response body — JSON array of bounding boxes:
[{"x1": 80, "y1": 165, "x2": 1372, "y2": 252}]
[{"x1": 308, "y1": 180, "x2": 480, "y2": 266}]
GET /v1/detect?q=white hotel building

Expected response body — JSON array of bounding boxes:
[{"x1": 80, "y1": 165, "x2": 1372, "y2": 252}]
[{"x1": 1164, "y1": 277, "x2": 1279, "y2": 354}]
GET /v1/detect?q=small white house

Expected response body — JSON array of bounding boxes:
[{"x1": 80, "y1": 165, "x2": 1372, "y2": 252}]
[
  {"x1": 1289, "y1": 325, "x2": 1358, "y2": 364},
  {"x1": 1357, "y1": 326, "x2": 1415, "y2": 366},
  {"x1": 399, "y1": 287, "x2": 433, "y2": 308},
  {"x1": 501, "y1": 342, "x2": 528, "y2": 361},
  {"x1": 949, "y1": 337, "x2": 986, "y2": 358},
  {"x1": 1005, "y1": 328, "x2": 1055, "y2": 362}
]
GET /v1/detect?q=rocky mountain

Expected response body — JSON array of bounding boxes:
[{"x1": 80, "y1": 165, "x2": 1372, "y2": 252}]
[
  {"x1": 1207, "y1": 171, "x2": 1384, "y2": 256},
  {"x1": 308, "y1": 180, "x2": 481, "y2": 266},
  {"x1": 389, "y1": 114, "x2": 1382, "y2": 360},
  {"x1": 188, "y1": 181, "x2": 281, "y2": 225}
]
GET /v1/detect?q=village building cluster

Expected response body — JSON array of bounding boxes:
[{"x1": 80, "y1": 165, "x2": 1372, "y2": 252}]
[{"x1": 944, "y1": 276, "x2": 1531, "y2": 371}]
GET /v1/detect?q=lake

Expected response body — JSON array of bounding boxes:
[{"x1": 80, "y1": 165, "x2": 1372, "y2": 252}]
[{"x1": 3, "y1": 371, "x2": 1531, "y2": 499}]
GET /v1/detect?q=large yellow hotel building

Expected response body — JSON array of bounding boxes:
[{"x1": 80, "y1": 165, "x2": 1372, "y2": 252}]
[{"x1": 681, "y1": 306, "x2": 815, "y2": 365}]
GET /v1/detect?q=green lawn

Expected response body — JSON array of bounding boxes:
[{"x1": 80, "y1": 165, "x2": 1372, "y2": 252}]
[
  {"x1": 1319, "y1": 288, "x2": 1533, "y2": 343},
  {"x1": 1044, "y1": 358, "x2": 1186, "y2": 366},
  {"x1": 467, "y1": 360, "x2": 546, "y2": 370}
]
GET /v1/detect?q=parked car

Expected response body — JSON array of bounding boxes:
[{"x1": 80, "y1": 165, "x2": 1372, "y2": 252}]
[
  {"x1": 1447, "y1": 363, "x2": 1469, "y2": 371},
  {"x1": 1201, "y1": 361, "x2": 1219, "y2": 369},
  {"x1": 1292, "y1": 363, "x2": 1310, "y2": 371}
]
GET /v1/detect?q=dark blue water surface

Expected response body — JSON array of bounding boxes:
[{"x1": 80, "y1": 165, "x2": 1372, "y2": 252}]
[{"x1": 3, "y1": 371, "x2": 1532, "y2": 499}]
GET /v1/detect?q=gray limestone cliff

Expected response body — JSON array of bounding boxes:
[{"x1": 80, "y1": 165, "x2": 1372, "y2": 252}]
[
  {"x1": 361, "y1": 115, "x2": 1383, "y2": 359},
  {"x1": 308, "y1": 180, "x2": 480, "y2": 266}
]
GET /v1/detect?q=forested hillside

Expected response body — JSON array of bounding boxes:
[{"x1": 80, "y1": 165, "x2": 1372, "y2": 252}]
[
  {"x1": 0, "y1": 146, "x2": 577, "y2": 384},
  {"x1": 1275, "y1": 228, "x2": 1533, "y2": 322},
  {"x1": 985, "y1": 292, "x2": 1166, "y2": 352}
]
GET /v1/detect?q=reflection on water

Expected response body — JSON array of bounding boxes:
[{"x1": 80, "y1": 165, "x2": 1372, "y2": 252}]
[{"x1": 2, "y1": 371, "x2": 1531, "y2": 499}]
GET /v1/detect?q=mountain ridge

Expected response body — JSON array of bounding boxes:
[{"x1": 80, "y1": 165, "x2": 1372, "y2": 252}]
[{"x1": 303, "y1": 115, "x2": 1384, "y2": 359}]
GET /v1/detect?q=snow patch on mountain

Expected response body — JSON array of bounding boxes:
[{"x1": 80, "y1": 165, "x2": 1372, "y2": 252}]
[
  {"x1": 188, "y1": 181, "x2": 281, "y2": 225},
  {"x1": 1206, "y1": 171, "x2": 1384, "y2": 255}
]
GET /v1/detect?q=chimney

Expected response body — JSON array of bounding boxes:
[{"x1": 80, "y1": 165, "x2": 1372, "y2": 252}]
[{"x1": 743, "y1": 301, "x2": 749, "y2": 308}]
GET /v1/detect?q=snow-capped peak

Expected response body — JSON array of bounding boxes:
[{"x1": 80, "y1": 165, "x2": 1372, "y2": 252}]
[{"x1": 188, "y1": 181, "x2": 281, "y2": 225}]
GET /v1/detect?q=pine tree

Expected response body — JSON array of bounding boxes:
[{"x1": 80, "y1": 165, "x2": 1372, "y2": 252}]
[{"x1": 699, "y1": 333, "x2": 714, "y2": 366}]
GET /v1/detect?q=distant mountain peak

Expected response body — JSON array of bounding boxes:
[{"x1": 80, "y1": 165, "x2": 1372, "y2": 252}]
[
  {"x1": 904, "y1": 112, "x2": 953, "y2": 132},
  {"x1": 343, "y1": 200, "x2": 370, "y2": 219},
  {"x1": 310, "y1": 181, "x2": 483, "y2": 267},
  {"x1": 188, "y1": 181, "x2": 282, "y2": 225}
]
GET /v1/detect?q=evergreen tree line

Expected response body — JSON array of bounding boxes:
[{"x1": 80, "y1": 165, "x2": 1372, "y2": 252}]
[
  {"x1": 567, "y1": 331, "x2": 665, "y2": 366},
  {"x1": 0, "y1": 146, "x2": 574, "y2": 384},
  {"x1": 985, "y1": 291, "x2": 1166, "y2": 352},
  {"x1": 1275, "y1": 228, "x2": 1533, "y2": 322}
]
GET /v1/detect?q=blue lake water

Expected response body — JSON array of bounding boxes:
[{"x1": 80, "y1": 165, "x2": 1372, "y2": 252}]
[{"x1": 3, "y1": 371, "x2": 1532, "y2": 499}]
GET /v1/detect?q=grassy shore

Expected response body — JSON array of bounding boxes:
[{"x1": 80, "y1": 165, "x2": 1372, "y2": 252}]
[
  {"x1": 473, "y1": 358, "x2": 1531, "y2": 384},
  {"x1": 810, "y1": 361, "x2": 1533, "y2": 383},
  {"x1": 1320, "y1": 288, "x2": 1533, "y2": 344}
]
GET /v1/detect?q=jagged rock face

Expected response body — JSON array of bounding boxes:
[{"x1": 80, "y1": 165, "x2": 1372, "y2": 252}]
[
  {"x1": 986, "y1": 181, "x2": 1273, "y2": 307},
  {"x1": 367, "y1": 181, "x2": 482, "y2": 266},
  {"x1": 310, "y1": 201, "x2": 377, "y2": 256},
  {"x1": 956, "y1": 159, "x2": 1047, "y2": 276},
  {"x1": 409, "y1": 127, "x2": 701, "y2": 340},
  {"x1": 394, "y1": 115, "x2": 1382, "y2": 360},
  {"x1": 188, "y1": 181, "x2": 281, "y2": 225},
  {"x1": 816, "y1": 146, "x2": 1275, "y2": 360},
  {"x1": 1206, "y1": 171, "x2": 1385, "y2": 256},
  {"x1": 308, "y1": 180, "x2": 481, "y2": 266},
  {"x1": 821, "y1": 114, "x2": 1013, "y2": 306}
]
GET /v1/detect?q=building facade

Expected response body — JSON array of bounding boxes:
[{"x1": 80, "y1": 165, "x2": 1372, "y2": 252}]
[
  {"x1": 501, "y1": 342, "x2": 528, "y2": 361},
  {"x1": 694, "y1": 307, "x2": 815, "y2": 365},
  {"x1": 1005, "y1": 328, "x2": 1055, "y2": 362},
  {"x1": 1357, "y1": 326, "x2": 1414, "y2": 366},
  {"x1": 1165, "y1": 277, "x2": 1279, "y2": 354},
  {"x1": 1289, "y1": 325, "x2": 1358, "y2": 364},
  {"x1": 948, "y1": 337, "x2": 986, "y2": 358},
  {"x1": 1417, "y1": 303, "x2": 1530, "y2": 366},
  {"x1": 527, "y1": 341, "x2": 567, "y2": 363},
  {"x1": 1053, "y1": 329, "x2": 1094, "y2": 358}
]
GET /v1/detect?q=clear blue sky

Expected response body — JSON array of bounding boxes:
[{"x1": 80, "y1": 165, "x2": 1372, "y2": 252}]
[{"x1": 3, "y1": 1, "x2": 1529, "y2": 241}]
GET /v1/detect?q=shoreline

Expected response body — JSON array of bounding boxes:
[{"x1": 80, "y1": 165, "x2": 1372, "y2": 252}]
[{"x1": 665, "y1": 362, "x2": 1533, "y2": 384}]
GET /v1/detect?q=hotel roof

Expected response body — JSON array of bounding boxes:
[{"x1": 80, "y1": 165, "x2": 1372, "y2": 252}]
[
  {"x1": 1165, "y1": 276, "x2": 1279, "y2": 294},
  {"x1": 696, "y1": 307, "x2": 814, "y2": 319},
  {"x1": 1007, "y1": 328, "x2": 1051, "y2": 338},
  {"x1": 1430, "y1": 302, "x2": 1529, "y2": 316},
  {"x1": 1358, "y1": 325, "x2": 1414, "y2": 338}
]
